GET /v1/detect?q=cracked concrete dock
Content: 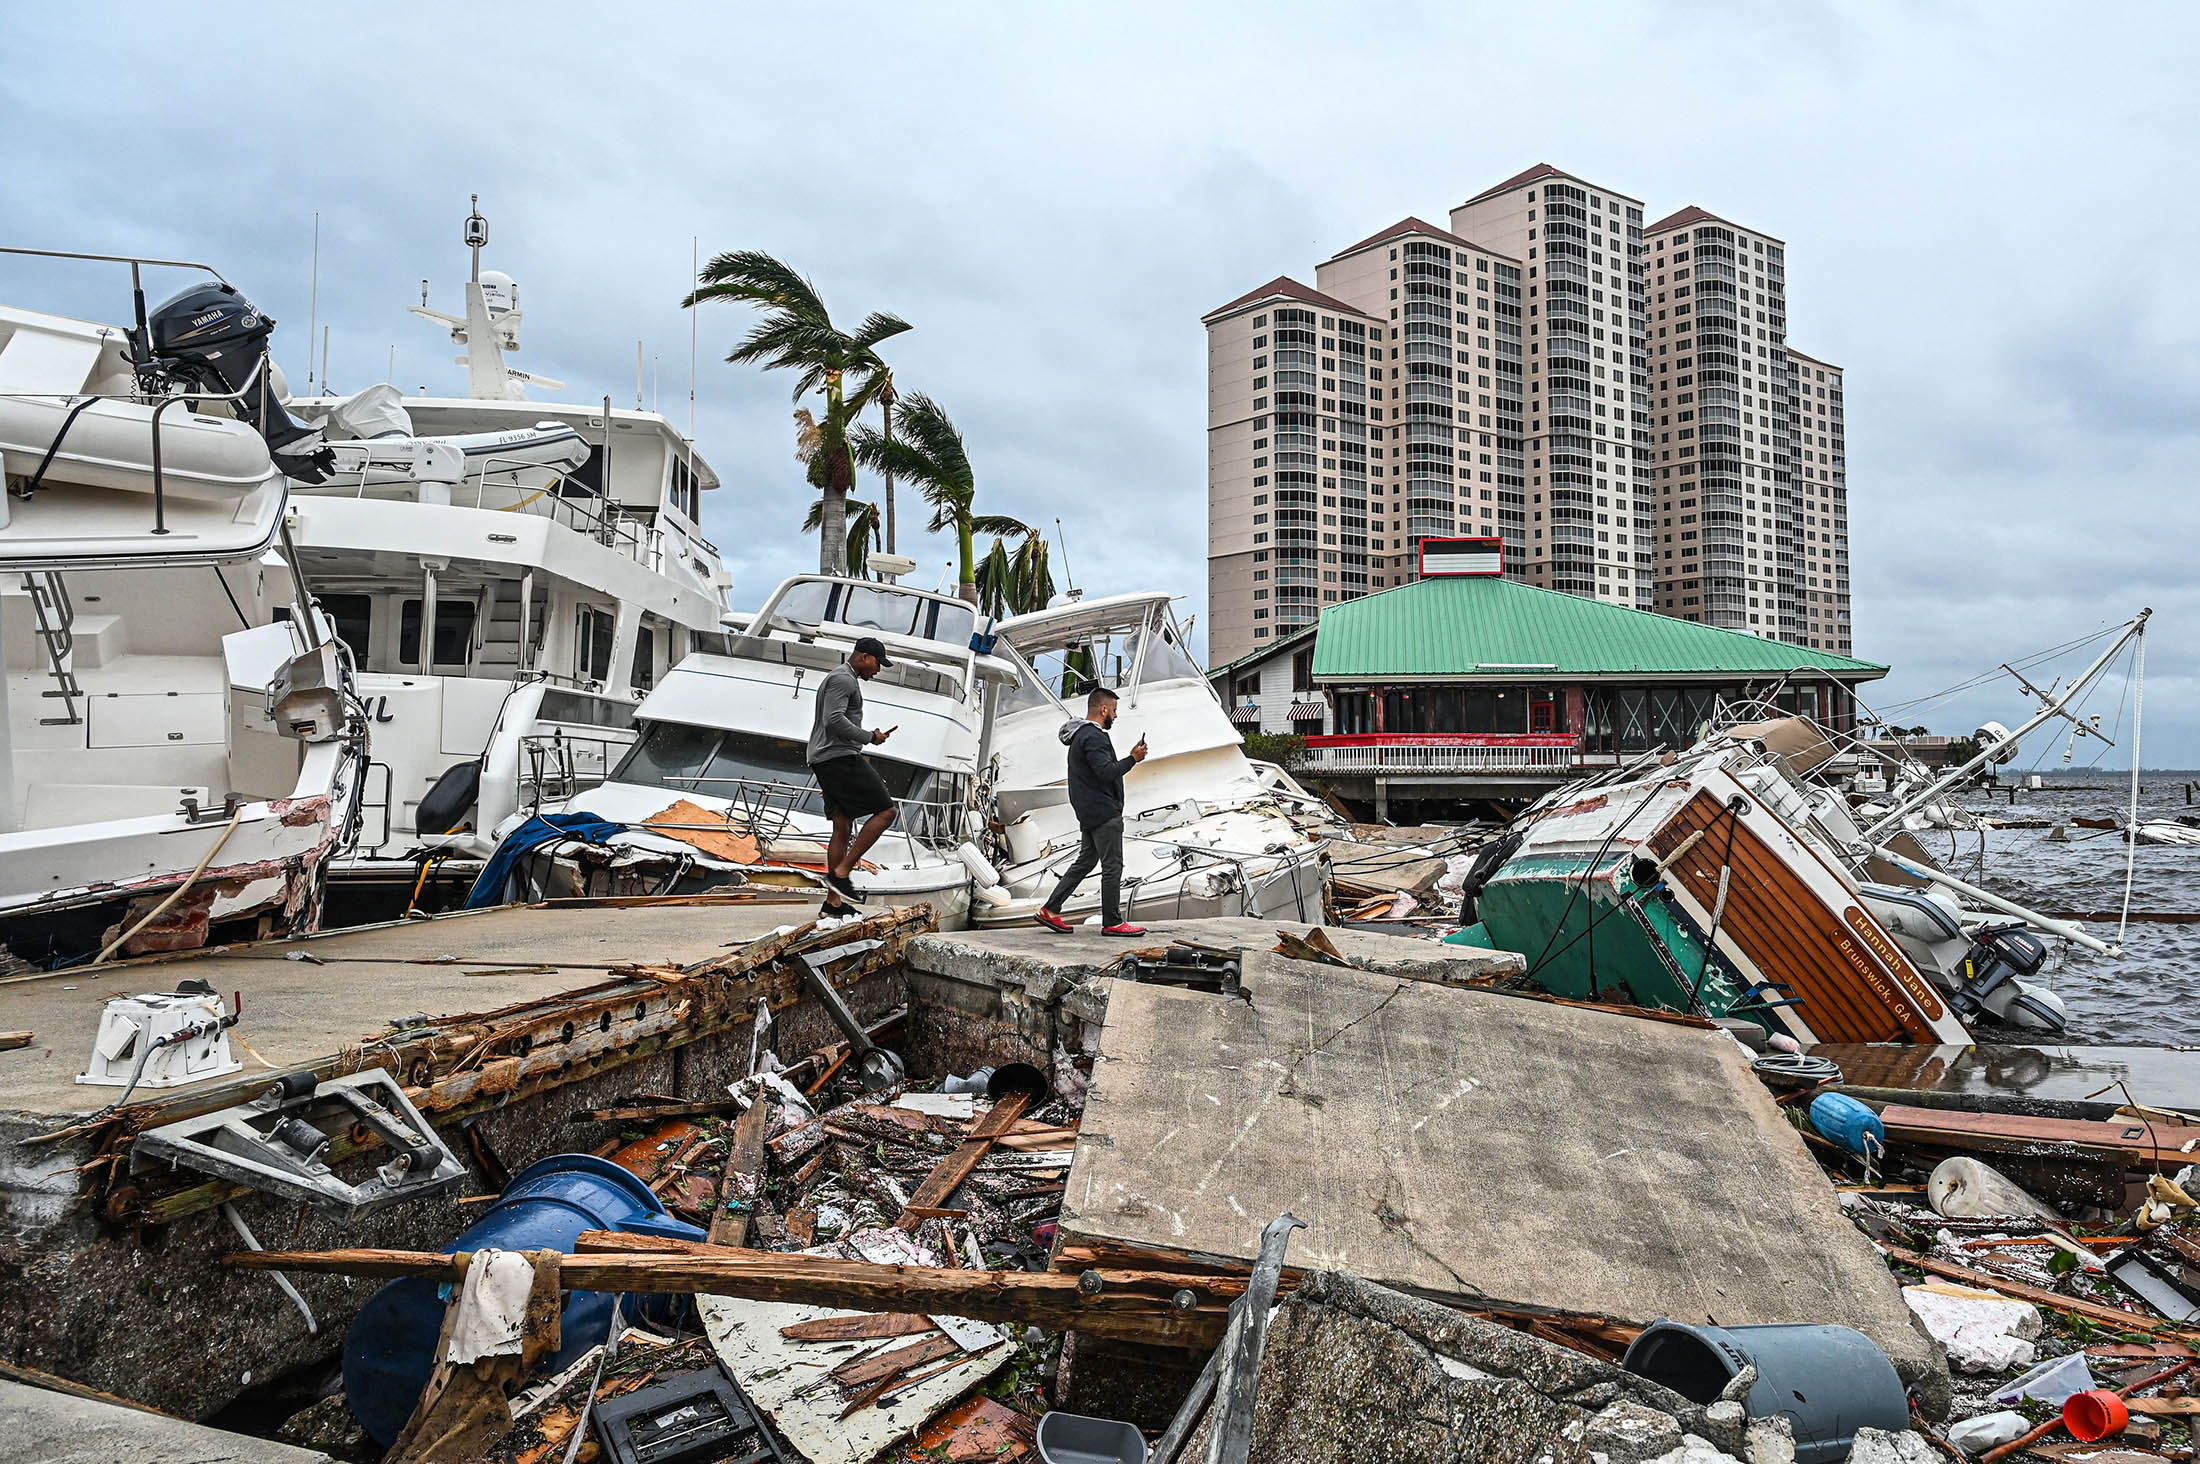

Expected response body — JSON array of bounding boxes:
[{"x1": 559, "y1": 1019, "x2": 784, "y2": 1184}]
[{"x1": 919, "y1": 918, "x2": 1941, "y2": 1400}]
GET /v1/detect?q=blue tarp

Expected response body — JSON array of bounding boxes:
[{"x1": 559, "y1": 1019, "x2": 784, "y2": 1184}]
[{"x1": 464, "y1": 812, "x2": 623, "y2": 909}]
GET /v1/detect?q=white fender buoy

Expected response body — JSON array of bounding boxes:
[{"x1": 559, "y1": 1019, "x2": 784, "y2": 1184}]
[{"x1": 956, "y1": 841, "x2": 1001, "y2": 888}]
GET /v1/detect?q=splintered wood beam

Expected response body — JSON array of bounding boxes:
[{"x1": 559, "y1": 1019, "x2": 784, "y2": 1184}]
[
  {"x1": 709, "y1": 1097, "x2": 771, "y2": 1248},
  {"x1": 226, "y1": 1234, "x2": 1232, "y2": 1347},
  {"x1": 895, "y1": 1090, "x2": 1031, "y2": 1230},
  {"x1": 1884, "y1": 1248, "x2": 2200, "y2": 1343}
]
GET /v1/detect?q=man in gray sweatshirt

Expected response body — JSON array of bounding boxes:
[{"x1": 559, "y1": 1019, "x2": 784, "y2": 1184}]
[{"x1": 807, "y1": 636, "x2": 898, "y2": 913}]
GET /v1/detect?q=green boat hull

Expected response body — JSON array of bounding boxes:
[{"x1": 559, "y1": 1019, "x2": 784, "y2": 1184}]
[{"x1": 1453, "y1": 851, "x2": 1767, "y2": 1030}]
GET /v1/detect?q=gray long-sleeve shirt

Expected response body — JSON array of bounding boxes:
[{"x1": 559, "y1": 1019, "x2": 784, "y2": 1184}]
[{"x1": 807, "y1": 663, "x2": 871, "y2": 765}]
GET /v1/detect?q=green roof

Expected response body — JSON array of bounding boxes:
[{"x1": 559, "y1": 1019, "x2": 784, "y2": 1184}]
[{"x1": 1311, "y1": 575, "x2": 1885, "y2": 683}]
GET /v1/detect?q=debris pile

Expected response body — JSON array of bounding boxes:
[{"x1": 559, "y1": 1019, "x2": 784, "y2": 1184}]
[{"x1": 1778, "y1": 1046, "x2": 2200, "y2": 1461}]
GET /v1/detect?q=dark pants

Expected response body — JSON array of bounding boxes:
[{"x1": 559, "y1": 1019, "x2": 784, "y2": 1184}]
[{"x1": 1046, "y1": 816, "x2": 1125, "y2": 927}]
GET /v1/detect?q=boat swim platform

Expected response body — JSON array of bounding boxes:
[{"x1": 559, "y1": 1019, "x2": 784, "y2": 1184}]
[
  {"x1": 968, "y1": 930, "x2": 1943, "y2": 1399},
  {"x1": 0, "y1": 895, "x2": 827, "y2": 1121}
]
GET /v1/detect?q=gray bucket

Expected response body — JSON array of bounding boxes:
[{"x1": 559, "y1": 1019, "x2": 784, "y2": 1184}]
[
  {"x1": 1621, "y1": 1319, "x2": 1909, "y2": 1464},
  {"x1": 1036, "y1": 1411, "x2": 1148, "y2": 1464}
]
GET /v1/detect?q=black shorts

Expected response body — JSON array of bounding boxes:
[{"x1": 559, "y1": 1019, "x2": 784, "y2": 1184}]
[{"x1": 810, "y1": 755, "x2": 894, "y2": 820}]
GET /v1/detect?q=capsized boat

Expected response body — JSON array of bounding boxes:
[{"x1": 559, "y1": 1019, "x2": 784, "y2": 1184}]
[
  {"x1": 0, "y1": 248, "x2": 367, "y2": 966},
  {"x1": 491, "y1": 573, "x2": 1019, "y2": 924},
  {"x1": 1454, "y1": 613, "x2": 2156, "y2": 1042},
  {"x1": 974, "y1": 592, "x2": 1339, "y2": 927}
]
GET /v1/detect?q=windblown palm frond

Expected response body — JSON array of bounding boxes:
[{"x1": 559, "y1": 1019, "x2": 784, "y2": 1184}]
[
  {"x1": 803, "y1": 496, "x2": 880, "y2": 577},
  {"x1": 685, "y1": 249, "x2": 908, "y2": 574}
]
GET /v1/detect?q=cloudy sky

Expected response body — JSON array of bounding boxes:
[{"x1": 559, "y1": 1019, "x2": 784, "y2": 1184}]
[{"x1": 6, "y1": 3, "x2": 2194, "y2": 765}]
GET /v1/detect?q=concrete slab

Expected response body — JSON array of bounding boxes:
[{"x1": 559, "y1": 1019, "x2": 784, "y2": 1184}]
[
  {"x1": 906, "y1": 916, "x2": 1524, "y2": 1001},
  {"x1": 1059, "y1": 947, "x2": 1940, "y2": 1392},
  {"x1": 0, "y1": 898, "x2": 817, "y2": 1119},
  {"x1": 0, "y1": 1378, "x2": 332, "y2": 1463}
]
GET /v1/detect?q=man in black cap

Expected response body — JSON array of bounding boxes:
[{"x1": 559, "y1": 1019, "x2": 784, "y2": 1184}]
[{"x1": 807, "y1": 636, "x2": 897, "y2": 915}]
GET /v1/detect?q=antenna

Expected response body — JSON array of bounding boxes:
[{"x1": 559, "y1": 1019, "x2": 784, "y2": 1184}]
[
  {"x1": 464, "y1": 195, "x2": 488, "y2": 284},
  {"x1": 387, "y1": 344, "x2": 395, "y2": 382},
  {"x1": 636, "y1": 340, "x2": 644, "y2": 410},
  {"x1": 687, "y1": 236, "x2": 698, "y2": 443},
  {"x1": 305, "y1": 212, "x2": 320, "y2": 393},
  {"x1": 419, "y1": 279, "x2": 429, "y2": 308},
  {"x1": 320, "y1": 324, "x2": 331, "y2": 397},
  {"x1": 1054, "y1": 517, "x2": 1076, "y2": 590}
]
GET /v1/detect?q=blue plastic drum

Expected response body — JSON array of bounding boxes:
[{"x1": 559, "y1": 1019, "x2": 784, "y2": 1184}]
[{"x1": 342, "y1": 1154, "x2": 706, "y2": 1446}]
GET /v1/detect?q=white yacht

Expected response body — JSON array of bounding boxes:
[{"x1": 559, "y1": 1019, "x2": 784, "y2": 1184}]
[
  {"x1": 500, "y1": 573, "x2": 1019, "y2": 925},
  {"x1": 976, "y1": 592, "x2": 1338, "y2": 927},
  {"x1": 0, "y1": 248, "x2": 366, "y2": 967},
  {"x1": 281, "y1": 201, "x2": 735, "y2": 918}
]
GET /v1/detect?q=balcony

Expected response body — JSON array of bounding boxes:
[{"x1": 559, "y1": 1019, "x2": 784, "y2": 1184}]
[{"x1": 1301, "y1": 734, "x2": 1581, "y2": 777}]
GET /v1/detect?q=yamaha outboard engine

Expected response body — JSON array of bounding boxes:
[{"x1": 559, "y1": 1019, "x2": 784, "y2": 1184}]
[
  {"x1": 144, "y1": 282, "x2": 332, "y2": 482},
  {"x1": 1954, "y1": 924, "x2": 2064, "y2": 1031}
]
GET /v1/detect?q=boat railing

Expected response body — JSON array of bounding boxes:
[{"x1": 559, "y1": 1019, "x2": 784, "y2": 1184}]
[
  {"x1": 314, "y1": 450, "x2": 666, "y2": 573},
  {"x1": 585, "y1": 770, "x2": 966, "y2": 868},
  {"x1": 517, "y1": 730, "x2": 629, "y2": 809}
]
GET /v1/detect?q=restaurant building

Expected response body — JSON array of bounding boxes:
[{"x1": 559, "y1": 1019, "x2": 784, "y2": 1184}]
[{"x1": 1213, "y1": 537, "x2": 1884, "y2": 816}]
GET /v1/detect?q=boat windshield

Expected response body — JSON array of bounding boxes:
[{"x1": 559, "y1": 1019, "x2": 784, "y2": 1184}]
[
  {"x1": 1006, "y1": 603, "x2": 1205, "y2": 705},
  {"x1": 612, "y1": 720, "x2": 958, "y2": 813},
  {"x1": 769, "y1": 579, "x2": 977, "y2": 650}
]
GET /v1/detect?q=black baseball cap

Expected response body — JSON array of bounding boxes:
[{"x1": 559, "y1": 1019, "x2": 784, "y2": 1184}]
[{"x1": 853, "y1": 636, "x2": 893, "y2": 667}]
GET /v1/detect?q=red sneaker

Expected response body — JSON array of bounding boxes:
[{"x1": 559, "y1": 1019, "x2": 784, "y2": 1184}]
[
  {"x1": 1102, "y1": 922, "x2": 1148, "y2": 938},
  {"x1": 1034, "y1": 909, "x2": 1073, "y2": 934}
]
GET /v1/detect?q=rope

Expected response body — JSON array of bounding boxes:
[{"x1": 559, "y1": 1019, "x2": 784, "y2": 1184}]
[
  {"x1": 2119, "y1": 622, "x2": 2145, "y2": 949},
  {"x1": 94, "y1": 806, "x2": 245, "y2": 966}
]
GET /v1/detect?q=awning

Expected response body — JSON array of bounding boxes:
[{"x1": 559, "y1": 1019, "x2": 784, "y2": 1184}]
[
  {"x1": 1228, "y1": 705, "x2": 1260, "y2": 724},
  {"x1": 1287, "y1": 701, "x2": 1328, "y2": 720}
]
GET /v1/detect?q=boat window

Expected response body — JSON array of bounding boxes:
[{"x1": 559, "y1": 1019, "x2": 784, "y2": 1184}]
[
  {"x1": 771, "y1": 580, "x2": 835, "y2": 627},
  {"x1": 575, "y1": 606, "x2": 614, "y2": 683},
  {"x1": 836, "y1": 584, "x2": 921, "y2": 636},
  {"x1": 539, "y1": 689, "x2": 636, "y2": 729},
  {"x1": 613, "y1": 722, "x2": 934, "y2": 813},
  {"x1": 312, "y1": 594, "x2": 373, "y2": 664},
  {"x1": 399, "y1": 599, "x2": 477, "y2": 670},
  {"x1": 996, "y1": 644, "x2": 1068, "y2": 717},
  {"x1": 631, "y1": 627, "x2": 655, "y2": 693},
  {"x1": 929, "y1": 600, "x2": 978, "y2": 648},
  {"x1": 1134, "y1": 612, "x2": 1205, "y2": 686}
]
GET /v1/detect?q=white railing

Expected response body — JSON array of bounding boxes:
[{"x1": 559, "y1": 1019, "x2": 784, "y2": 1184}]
[{"x1": 1299, "y1": 741, "x2": 1578, "y2": 775}]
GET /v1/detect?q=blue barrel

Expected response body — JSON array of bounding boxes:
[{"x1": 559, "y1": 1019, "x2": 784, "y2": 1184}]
[
  {"x1": 1622, "y1": 1319, "x2": 1909, "y2": 1464},
  {"x1": 1808, "y1": 1093, "x2": 1886, "y2": 1157},
  {"x1": 342, "y1": 1154, "x2": 706, "y2": 1446}
]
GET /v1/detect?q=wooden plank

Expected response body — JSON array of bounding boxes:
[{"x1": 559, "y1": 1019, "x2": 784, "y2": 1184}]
[
  {"x1": 2126, "y1": 1396, "x2": 2200, "y2": 1415},
  {"x1": 1881, "y1": 1105, "x2": 2200, "y2": 1171},
  {"x1": 226, "y1": 1234, "x2": 1235, "y2": 1347},
  {"x1": 1883, "y1": 1248, "x2": 2200, "y2": 1342},
  {"x1": 0, "y1": 1031, "x2": 33, "y2": 1051},
  {"x1": 779, "y1": 1313, "x2": 936, "y2": 1342},
  {"x1": 896, "y1": 1091, "x2": 1031, "y2": 1231},
  {"x1": 827, "y1": 1333, "x2": 963, "y2": 1388},
  {"x1": 710, "y1": 1098, "x2": 771, "y2": 1247}
]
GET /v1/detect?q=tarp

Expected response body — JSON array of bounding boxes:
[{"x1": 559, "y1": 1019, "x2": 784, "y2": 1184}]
[{"x1": 464, "y1": 813, "x2": 622, "y2": 909}]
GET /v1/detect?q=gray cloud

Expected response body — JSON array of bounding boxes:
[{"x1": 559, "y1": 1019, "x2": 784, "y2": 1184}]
[{"x1": 4, "y1": 1, "x2": 2193, "y2": 761}]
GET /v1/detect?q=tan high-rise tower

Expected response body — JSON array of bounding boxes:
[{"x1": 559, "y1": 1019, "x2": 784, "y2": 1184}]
[{"x1": 1203, "y1": 167, "x2": 1850, "y2": 665}]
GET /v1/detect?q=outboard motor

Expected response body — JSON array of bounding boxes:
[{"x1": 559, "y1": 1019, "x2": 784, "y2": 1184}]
[
  {"x1": 1954, "y1": 924, "x2": 2064, "y2": 1031},
  {"x1": 144, "y1": 282, "x2": 332, "y2": 482}
]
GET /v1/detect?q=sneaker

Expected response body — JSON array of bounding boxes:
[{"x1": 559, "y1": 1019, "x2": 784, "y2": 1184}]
[
  {"x1": 1102, "y1": 922, "x2": 1149, "y2": 938},
  {"x1": 1034, "y1": 908, "x2": 1073, "y2": 934},
  {"x1": 826, "y1": 872, "x2": 867, "y2": 904}
]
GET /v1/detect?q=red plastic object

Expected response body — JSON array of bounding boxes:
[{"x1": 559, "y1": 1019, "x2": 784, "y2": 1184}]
[{"x1": 2063, "y1": 1389, "x2": 2129, "y2": 1443}]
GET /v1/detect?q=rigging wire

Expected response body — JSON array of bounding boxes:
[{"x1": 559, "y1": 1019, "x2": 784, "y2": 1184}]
[{"x1": 2118, "y1": 623, "x2": 2145, "y2": 949}]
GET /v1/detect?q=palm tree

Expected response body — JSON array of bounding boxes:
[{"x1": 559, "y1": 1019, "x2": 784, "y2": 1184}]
[
  {"x1": 852, "y1": 393, "x2": 1031, "y2": 604},
  {"x1": 802, "y1": 489, "x2": 881, "y2": 579},
  {"x1": 973, "y1": 531, "x2": 1057, "y2": 619},
  {"x1": 684, "y1": 252, "x2": 908, "y2": 574}
]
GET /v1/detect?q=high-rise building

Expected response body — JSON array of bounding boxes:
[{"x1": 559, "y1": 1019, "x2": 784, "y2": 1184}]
[
  {"x1": 1203, "y1": 166, "x2": 1849, "y2": 664},
  {"x1": 1449, "y1": 166, "x2": 1654, "y2": 611},
  {"x1": 1785, "y1": 349, "x2": 1852, "y2": 652},
  {"x1": 1640, "y1": 207, "x2": 1796, "y2": 639},
  {"x1": 1202, "y1": 278, "x2": 1385, "y2": 661}
]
